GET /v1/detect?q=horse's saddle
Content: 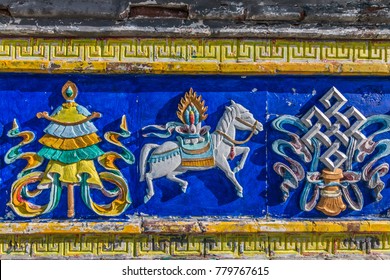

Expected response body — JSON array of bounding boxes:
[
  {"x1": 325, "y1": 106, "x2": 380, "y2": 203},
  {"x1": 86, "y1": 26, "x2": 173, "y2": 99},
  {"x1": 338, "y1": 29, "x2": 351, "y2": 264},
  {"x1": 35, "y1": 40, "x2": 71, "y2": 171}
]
[{"x1": 177, "y1": 132, "x2": 215, "y2": 167}]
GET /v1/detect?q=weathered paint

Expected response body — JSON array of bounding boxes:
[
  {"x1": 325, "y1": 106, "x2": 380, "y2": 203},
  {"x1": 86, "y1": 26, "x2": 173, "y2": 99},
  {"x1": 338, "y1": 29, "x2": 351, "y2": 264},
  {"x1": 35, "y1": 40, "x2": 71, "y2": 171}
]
[
  {"x1": 1, "y1": 39, "x2": 390, "y2": 75},
  {"x1": 0, "y1": 74, "x2": 390, "y2": 221},
  {"x1": 1, "y1": 220, "x2": 389, "y2": 235},
  {"x1": 2, "y1": 0, "x2": 390, "y2": 41},
  {"x1": 0, "y1": 36, "x2": 389, "y2": 259},
  {"x1": 0, "y1": 231, "x2": 389, "y2": 259}
]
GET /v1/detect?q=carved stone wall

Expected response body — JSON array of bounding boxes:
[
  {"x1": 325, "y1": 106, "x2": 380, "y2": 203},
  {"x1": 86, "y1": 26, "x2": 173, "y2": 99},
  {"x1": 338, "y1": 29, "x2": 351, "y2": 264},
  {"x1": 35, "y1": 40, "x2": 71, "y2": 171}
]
[{"x1": 0, "y1": 0, "x2": 389, "y2": 259}]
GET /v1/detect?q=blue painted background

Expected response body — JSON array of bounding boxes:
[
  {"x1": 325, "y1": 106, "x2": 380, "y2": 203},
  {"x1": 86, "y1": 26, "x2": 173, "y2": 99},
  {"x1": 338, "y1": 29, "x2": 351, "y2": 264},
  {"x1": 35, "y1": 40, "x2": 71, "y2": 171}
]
[{"x1": 0, "y1": 74, "x2": 389, "y2": 220}]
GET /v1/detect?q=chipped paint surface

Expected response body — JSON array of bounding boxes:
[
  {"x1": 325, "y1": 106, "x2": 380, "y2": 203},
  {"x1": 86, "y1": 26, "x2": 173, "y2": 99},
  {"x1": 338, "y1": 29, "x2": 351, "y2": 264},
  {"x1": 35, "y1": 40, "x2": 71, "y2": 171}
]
[
  {"x1": 1, "y1": 230, "x2": 390, "y2": 259},
  {"x1": 1, "y1": 219, "x2": 390, "y2": 259},
  {"x1": 1, "y1": 220, "x2": 389, "y2": 235},
  {"x1": 0, "y1": 35, "x2": 389, "y2": 259},
  {"x1": 1, "y1": 38, "x2": 390, "y2": 75},
  {"x1": 2, "y1": 1, "x2": 390, "y2": 40}
]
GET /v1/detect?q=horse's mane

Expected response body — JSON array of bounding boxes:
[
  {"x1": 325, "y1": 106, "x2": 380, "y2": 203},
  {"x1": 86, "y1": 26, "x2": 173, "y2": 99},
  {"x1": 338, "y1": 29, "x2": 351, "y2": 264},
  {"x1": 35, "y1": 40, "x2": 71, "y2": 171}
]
[{"x1": 214, "y1": 104, "x2": 239, "y2": 147}]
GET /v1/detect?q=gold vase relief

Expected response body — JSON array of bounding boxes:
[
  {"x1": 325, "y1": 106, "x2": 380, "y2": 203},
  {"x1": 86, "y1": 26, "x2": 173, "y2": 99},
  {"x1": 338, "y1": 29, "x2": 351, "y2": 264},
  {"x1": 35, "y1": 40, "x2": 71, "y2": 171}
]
[{"x1": 316, "y1": 168, "x2": 346, "y2": 216}]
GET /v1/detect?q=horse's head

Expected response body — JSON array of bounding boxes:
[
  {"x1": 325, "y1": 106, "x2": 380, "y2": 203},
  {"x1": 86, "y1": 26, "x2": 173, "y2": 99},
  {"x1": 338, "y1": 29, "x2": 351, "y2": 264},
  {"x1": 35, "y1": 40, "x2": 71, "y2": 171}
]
[{"x1": 228, "y1": 100, "x2": 263, "y2": 134}]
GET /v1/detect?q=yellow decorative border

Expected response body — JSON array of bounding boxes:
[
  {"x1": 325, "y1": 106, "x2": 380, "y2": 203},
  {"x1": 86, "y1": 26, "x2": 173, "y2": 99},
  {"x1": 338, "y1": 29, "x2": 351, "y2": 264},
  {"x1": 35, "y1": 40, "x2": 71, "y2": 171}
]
[
  {"x1": 1, "y1": 220, "x2": 389, "y2": 234},
  {"x1": 1, "y1": 38, "x2": 390, "y2": 74},
  {"x1": 1, "y1": 232, "x2": 389, "y2": 259},
  {"x1": 1, "y1": 220, "x2": 389, "y2": 258},
  {"x1": 1, "y1": 37, "x2": 390, "y2": 259}
]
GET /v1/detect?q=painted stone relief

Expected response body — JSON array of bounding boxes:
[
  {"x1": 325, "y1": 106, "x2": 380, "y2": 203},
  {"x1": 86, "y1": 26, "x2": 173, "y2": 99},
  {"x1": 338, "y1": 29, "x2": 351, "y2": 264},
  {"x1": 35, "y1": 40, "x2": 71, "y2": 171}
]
[
  {"x1": 140, "y1": 88, "x2": 263, "y2": 202},
  {"x1": 4, "y1": 81, "x2": 135, "y2": 218},
  {"x1": 272, "y1": 87, "x2": 390, "y2": 216},
  {"x1": 1, "y1": 74, "x2": 389, "y2": 219}
]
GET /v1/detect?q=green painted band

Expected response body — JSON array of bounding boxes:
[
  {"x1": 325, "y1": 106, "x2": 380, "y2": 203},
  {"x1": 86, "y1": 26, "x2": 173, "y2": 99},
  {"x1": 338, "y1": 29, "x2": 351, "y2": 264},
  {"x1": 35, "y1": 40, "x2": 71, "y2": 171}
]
[{"x1": 37, "y1": 145, "x2": 104, "y2": 164}]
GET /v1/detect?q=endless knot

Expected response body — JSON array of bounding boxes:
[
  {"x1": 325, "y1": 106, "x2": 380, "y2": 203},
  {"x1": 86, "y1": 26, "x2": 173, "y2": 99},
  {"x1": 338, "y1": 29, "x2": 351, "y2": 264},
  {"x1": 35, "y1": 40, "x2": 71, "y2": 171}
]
[{"x1": 300, "y1": 87, "x2": 367, "y2": 170}]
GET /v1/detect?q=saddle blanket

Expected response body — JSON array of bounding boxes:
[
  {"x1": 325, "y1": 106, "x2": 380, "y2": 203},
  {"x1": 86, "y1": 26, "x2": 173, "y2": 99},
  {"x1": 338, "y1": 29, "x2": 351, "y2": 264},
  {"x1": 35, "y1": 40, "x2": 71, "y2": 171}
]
[
  {"x1": 147, "y1": 133, "x2": 215, "y2": 167},
  {"x1": 178, "y1": 132, "x2": 215, "y2": 167}
]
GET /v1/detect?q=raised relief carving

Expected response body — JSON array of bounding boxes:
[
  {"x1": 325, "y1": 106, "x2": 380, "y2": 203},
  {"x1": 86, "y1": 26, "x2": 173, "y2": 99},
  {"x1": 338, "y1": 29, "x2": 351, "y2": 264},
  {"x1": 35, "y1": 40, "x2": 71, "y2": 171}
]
[
  {"x1": 140, "y1": 88, "x2": 263, "y2": 202},
  {"x1": 272, "y1": 87, "x2": 390, "y2": 216},
  {"x1": 5, "y1": 81, "x2": 135, "y2": 218}
]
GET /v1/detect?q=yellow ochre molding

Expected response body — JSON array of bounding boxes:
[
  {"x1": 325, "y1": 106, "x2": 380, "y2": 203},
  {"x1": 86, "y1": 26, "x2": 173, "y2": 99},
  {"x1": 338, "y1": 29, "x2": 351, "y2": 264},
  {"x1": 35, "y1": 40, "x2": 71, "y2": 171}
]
[
  {"x1": 1, "y1": 38, "x2": 390, "y2": 74},
  {"x1": 1, "y1": 231, "x2": 389, "y2": 258},
  {"x1": 1, "y1": 220, "x2": 389, "y2": 234}
]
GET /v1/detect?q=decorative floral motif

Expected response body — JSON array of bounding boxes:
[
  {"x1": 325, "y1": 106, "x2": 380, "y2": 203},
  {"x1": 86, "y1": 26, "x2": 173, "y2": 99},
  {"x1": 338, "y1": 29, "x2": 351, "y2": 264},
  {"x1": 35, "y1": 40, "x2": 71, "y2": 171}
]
[{"x1": 272, "y1": 87, "x2": 390, "y2": 216}]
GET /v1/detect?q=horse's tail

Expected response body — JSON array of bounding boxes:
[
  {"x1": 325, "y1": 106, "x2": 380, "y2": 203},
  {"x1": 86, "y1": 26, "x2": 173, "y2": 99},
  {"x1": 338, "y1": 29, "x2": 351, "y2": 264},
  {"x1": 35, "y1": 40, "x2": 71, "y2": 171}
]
[{"x1": 139, "y1": 144, "x2": 159, "y2": 182}]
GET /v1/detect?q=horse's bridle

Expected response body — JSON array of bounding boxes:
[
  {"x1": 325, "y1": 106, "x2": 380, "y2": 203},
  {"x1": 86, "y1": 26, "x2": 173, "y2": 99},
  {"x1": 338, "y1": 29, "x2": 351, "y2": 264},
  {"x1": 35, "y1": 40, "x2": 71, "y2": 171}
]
[{"x1": 216, "y1": 117, "x2": 259, "y2": 145}]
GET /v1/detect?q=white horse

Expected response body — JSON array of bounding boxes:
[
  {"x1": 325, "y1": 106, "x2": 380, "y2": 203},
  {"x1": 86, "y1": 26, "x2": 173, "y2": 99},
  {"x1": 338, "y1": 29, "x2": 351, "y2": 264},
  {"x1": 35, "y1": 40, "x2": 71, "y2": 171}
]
[{"x1": 139, "y1": 101, "x2": 263, "y2": 203}]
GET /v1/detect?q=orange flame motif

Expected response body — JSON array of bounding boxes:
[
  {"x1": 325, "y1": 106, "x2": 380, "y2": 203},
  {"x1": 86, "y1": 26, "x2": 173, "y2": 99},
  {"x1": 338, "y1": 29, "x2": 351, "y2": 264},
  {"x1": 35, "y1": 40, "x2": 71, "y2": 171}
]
[{"x1": 177, "y1": 88, "x2": 208, "y2": 124}]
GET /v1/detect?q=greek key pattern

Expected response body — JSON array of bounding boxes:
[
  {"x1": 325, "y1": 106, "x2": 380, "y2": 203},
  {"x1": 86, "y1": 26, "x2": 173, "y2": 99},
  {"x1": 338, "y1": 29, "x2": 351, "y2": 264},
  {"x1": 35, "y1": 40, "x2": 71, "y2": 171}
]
[
  {"x1": 1, "y1": 38, "x2": 390, "y2": 73},
  {"x1": 1, "y1": 233, "x2": 389, "y2": 259}
]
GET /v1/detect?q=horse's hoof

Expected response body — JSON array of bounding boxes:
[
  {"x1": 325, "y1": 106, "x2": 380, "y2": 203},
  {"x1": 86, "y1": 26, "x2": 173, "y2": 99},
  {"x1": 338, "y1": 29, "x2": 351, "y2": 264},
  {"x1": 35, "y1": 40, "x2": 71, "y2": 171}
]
[
  {"x1": 237, "y1": 191, "x2": 243, "y2": 198},
  {"x1": 233, "y1": 167, "x2": 241, "y2": 173},
  {"x1": 181, "y1": 185, "x2": 187, "y2": 193},
  {"x1": 144, "y1": 194, "x2": 153, "y2": 203}
]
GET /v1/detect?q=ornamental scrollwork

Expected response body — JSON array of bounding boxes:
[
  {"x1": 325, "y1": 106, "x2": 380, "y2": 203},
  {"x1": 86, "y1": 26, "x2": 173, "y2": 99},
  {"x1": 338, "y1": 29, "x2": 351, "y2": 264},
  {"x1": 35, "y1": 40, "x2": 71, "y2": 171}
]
[
  {"x1": 5, "y1": 81, "x2": 135, "y2": 218},
  {"x1": 272, "y1": 87, "x2": 390, "y2": 216}
]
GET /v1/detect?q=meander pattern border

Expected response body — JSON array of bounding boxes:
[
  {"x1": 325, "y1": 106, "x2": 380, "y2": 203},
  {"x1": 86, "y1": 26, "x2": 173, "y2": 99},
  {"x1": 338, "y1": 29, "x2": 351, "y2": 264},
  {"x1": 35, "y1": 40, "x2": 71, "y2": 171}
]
[
  {"x1": 1, "y1": 38, "x2": 390, "y2": 74},
  {"x1": 1, "y1": 233, "x2": 390, "y2": 259},
  {"x1": 1, "y1": 221, "x2": 390, "y2": 259},
  {"x1": 1, "y1": 37, "x2": 390, "y2": 259}
]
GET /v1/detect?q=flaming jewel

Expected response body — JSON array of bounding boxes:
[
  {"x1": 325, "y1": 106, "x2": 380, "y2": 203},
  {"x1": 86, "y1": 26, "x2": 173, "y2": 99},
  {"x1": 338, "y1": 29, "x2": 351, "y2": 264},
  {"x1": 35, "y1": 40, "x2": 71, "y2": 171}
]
[
  {"x1": 5, "y1": 81, "x2": 135, "y2": 218},
  {"x1": 177, "y1": 88, "x2": 208, "y2": 125},
  {"x1": 272, "y1": 87, "x2": 390, "y2": 216}
]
